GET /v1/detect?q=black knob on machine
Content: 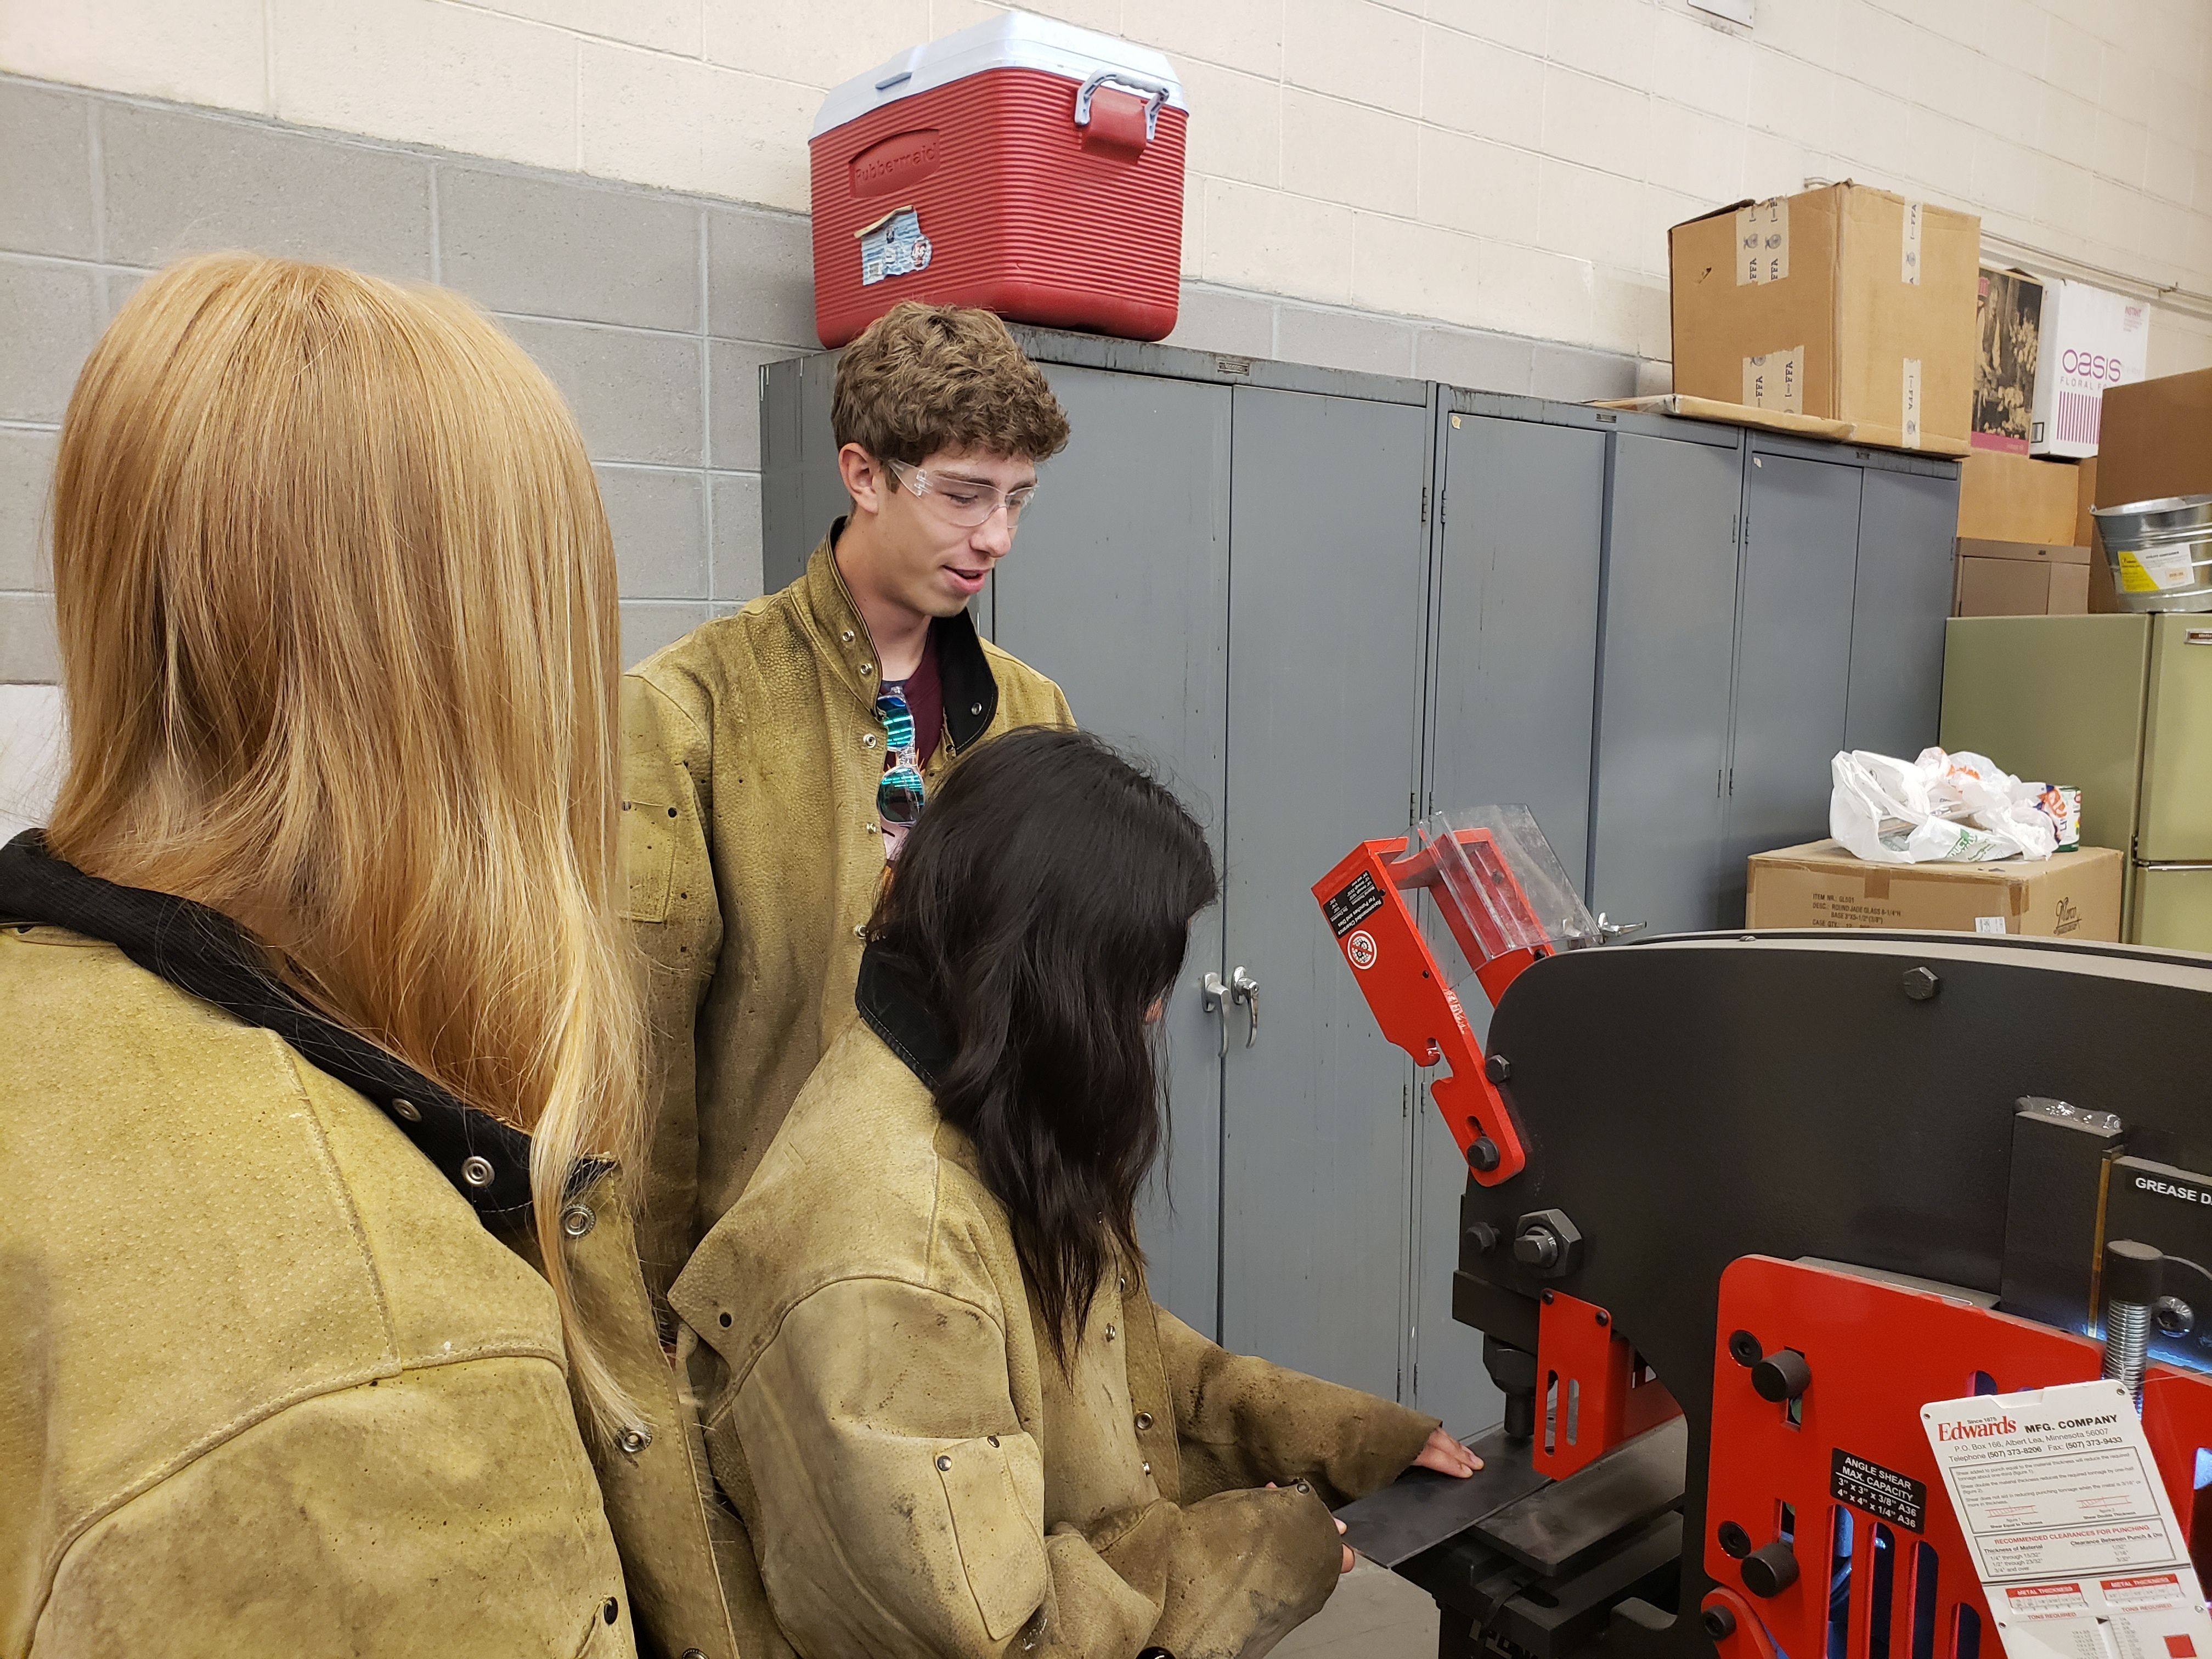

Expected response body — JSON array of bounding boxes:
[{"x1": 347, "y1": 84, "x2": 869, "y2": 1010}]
[
  {"x1": 1703, "y1": 1605, "x2": 1738, "y2": 1640},
  {"x1": 1740, "y1": 1541, "x2": 1800, "y2": 1598},
  {"x1": 1751, "y1": 1348, "x2": 1812, "y2": 1403}
]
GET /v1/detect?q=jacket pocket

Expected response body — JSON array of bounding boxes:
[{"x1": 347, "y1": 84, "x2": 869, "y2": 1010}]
[
  {"x1": 619, "y1": 798, "x2": 676, "y2": 922},
  {"x1": 935, "y1": 1432, "x2": 1048, "y2": 1643}
]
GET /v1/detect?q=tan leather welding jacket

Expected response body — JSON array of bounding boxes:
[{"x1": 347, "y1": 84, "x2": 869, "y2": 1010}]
[
  {"x1": 0, "y1": 834, "x2": 785, "y2": 1659},
  {"x1": 667, "y1": 947, "x2": 1440, "y2": 1659},
  {"x1": 619, "y1": 528, "x2": 1074, "y2": 1294}
]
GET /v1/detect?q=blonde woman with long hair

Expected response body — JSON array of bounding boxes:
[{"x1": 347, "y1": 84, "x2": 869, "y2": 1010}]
[{"x1": 0, "y1": 255, "x2": 781, "y2": 1658}]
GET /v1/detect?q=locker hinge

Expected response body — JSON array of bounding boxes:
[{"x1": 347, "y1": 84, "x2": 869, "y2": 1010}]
[
  {"x1": 1727, "y1": 766, "x2": 1735, "y2": 795},
  {"x1": 1397, "y1": 1366, "x2": 1404, "y2": 1398},
  {"x1": 1733, "y1": 512, "x2": 1741, "y2": 544},
  {"x1": 1413, "y1": 1359, "x2": 1420, "y2": 1394},
  {"x1": 1409, "y1": 790, "x2": 1418, "y2": 827},
  {"x1": 1420, "y1": 484, "x2": 1429, "y2": 524},
  {"x1": 1402, "y1": 1081, "x2": 1410, "y2": 1120},
  {"x1": 1439, "y1": 492, "x2": 1448, "y2": 526}
]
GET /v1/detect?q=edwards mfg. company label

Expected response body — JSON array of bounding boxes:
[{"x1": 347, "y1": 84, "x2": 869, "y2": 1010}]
[{"x1": 1923, "y1": 1379, "x2": 2212, "y2": 1659}]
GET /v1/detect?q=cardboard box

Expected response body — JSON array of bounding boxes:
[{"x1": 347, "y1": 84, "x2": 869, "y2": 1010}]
[
  {"x1": 1958, "y1": 448, "x2": 2083, "y2": 543},
  {"x1": 1954, "y1": 538, "x2": 2091, "y2": 616},
  {"x1": 1745, "y1": 840, "x2": 2122, "y2": 939},
  {"x1": 1973, "y1": 266, "x2": 2042, "y2": 453},
  {"x1": 2030, "y1": 279, "x2": 2150, "y2": 458},
  {"x1": 1669, "y1": 182, "x2": 1980, "y2": 454},
  {"x1": 2095, "y1": 366, "x2": 2212, "y2": 510}
]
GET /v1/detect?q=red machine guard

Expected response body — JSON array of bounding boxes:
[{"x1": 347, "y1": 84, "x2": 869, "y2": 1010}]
[
  {"x1": 1533, "y1": 1287, "x2": 1684, "y2": 1479},
  {"x1": 1705, "y1": 1257, "x2": 2212, "y2": 1659},
  {"x1": 1311, "y1": 831, "x2": 1539, "y2": 1183}
]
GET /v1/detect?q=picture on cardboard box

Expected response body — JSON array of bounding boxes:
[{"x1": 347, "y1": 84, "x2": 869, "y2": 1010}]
[{"x1": 1973, "y1": 267, "x2": 2042, "y2": 454}]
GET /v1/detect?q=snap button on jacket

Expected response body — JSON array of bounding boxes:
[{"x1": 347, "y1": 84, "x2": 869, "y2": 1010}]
[
  {"x1": 668, "y1": 1015, "x2": 1438, "y2": 1659},
  {"x1": 620, "y1": 531, "x2": 1074, "y2": 1296}
]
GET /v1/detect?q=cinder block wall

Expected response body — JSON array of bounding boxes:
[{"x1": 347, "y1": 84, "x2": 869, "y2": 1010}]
[
  {"x1": 0, "y1": 75, "x2": 816, "y2": 686},
  {"x1": 8, "y1": 0, "x2": 2212, "y2": 375},
  {"x1": 0, "y1": 72, "x2": 1649, "y2": 689}
]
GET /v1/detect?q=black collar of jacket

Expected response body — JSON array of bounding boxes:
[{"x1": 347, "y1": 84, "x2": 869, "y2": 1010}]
[
  {"x1": 855, "y1": 941, "x2": 956, "y2": 1091},
  {"x1": 821, "y1": 518, "x2": 998, "y2": 752},
  {"x1": 0, "y1": 829, "x2": 595, "y2": 1225}
]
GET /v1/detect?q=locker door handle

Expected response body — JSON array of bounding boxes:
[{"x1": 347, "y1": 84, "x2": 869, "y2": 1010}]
[
  {"x1": 1201, "y1": 972, "x2": 1230, "y2": 1058},
  {"x1": 1231, "y1": 966, "x2": 1260, "y2": 1048}
]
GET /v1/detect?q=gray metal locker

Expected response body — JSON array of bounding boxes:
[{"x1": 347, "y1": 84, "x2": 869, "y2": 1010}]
[
  {"x1": 1408, "y1": 400, "x2": 1607, "y2": 1434},
  {"x1": 988, "y1": 363, "x2": 1234, "y2": 1334},
  {"x1": 1721, "y1": 444, "x2": 1865, "y2": 922},
  {"x1": 1845, "y1": 463, "x2": 1960, "y2": 758},
  {"x1": 1216, "y1": 382, "x2": 1430, "y2": 1401},
  {"x1": 1586, "y1": 427, "x2": 1745, "y2": 935}
]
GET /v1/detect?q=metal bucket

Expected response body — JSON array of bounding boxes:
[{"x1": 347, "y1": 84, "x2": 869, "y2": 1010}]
[{"x1": 2091, "y1": 494, "x2": 2212, "y2": 613}]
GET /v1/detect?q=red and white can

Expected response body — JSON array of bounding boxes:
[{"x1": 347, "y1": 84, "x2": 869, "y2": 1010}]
[{"x1": 808, "y1": 14, "x2": 1187, "y2": 348}]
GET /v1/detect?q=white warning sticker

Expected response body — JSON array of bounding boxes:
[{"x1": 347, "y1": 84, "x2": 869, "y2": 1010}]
[
  {"x1": 1902, "y1": 200, "x2": 1923, "y2": 285},
  {"x1": 1346, "y1": 929, "x2": 1378, "y2": 971},
  {"x1": 1903, "y1": 357, "x2": 1924, "y2": 449},
  {"x1": 1922, "y1": 1379, "x2": 2212, "y2": 1659},
  {"x1": 1974, "y1": 915, "x2": 2007, "y2": 935},
  {"x1": 1743, "y1": 346, "x2": 1804, "y2": 413},
  {"x1": 1736, "y1": 198, "x2": 1789, "y2": 285}
]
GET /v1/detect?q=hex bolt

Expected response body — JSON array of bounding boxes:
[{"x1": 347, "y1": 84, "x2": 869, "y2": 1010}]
[
  {"x1": 1716, "y1": 1521, "x2": 1751, "y2": 1559},
  {"x1": 1514, "y1": 1227, "x2": 1561, "y2": 1269},
  {"x1": 1466, "y1": 1222, "x2": 1501, "y2": 1254},
  {"x1": 1704, "y1": 1606, "x2": 1738, "y2": 1641},
  {"x1": 1728, "y1": 1329, "x2": 1763, "y2": 1368},
  {"x1": 1466, "y1": 1135, "x2": 1502, "y2": 1172},
  {"x1": 1741, "y1": 1541, "x2": 1801, "y2": 1598},
  {"x1": 1901, "y1": 966, "x2": 1940, "y2": 1002},
  {"x1": 1485, "y1": 1053, "x2": 1513, "y2": 1083}
]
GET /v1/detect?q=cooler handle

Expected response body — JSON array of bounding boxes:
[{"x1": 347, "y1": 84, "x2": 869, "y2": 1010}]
[{"x1": 1074, "y1": 71, "x2": 1170, "y2": 142}]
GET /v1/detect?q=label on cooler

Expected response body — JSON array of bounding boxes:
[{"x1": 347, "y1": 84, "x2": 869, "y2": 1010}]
[
  {"x1": 1902, "y1": 200, "x2": 1923, "y2": 285},
  {"x1": 1921, "y1": 1379, "x2": 2212, "y2": 1659},
  {"x1": 1903, "y1": 357, "x2": 1923, "y2": 448},
  {"x1": 2115, "y1": 547, "x2": 2197, "y2": 594},
  {"x1": 1736, "y1": 198, "x2": 1789, "y2": 284},
  {"x1": 857, "y1": 206, "x2": 934, "y2": 287},
  {"x1": 1743, "y1": 345, "x2": 1804, "y2": 413}
]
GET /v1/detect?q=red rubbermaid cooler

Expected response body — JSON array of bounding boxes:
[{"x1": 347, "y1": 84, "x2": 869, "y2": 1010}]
[{"x1": 808, "y1": 13, "x2": 1187, "y2": 348}]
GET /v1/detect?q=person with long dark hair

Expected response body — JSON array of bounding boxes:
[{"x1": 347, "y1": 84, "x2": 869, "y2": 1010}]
[{"x1": 670, "y1": 727, "x2": 1479, "y2": 1657}]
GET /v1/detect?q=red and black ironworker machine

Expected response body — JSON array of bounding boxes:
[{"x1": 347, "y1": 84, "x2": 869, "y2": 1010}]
[{"x1": 1317, "y1": 809, "x2": 2212, "y2": 1659}]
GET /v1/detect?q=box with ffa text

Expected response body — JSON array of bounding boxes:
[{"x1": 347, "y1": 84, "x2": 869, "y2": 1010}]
[
  {"x1": 1745, "y1": 840, "x2": 2121, "y2": 939},
  {"x1": 1669, "y1": 182, "x2": 1980, "y2": 454}
]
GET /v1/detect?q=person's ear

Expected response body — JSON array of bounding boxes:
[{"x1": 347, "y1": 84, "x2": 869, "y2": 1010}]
[{"x1": 839, "y1": 444, "x2": 888, "y2": 517}]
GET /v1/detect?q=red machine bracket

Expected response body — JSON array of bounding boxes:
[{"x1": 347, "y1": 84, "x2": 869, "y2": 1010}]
[
  {"x1": 1532, "y1": 1288, "x2": 1684, "y2": 1479},
  {"x1": 1706, "y1": 1257, "x2": 2212, "y2": 1659},
  {"x1": 1312, "y1": 833, "x2": 1534, "y2": 1183}
]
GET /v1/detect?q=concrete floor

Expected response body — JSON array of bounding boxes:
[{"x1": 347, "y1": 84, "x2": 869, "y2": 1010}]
[{"x1": 1275, "y1": 1555, "x2": 1440, "y2": 1658}]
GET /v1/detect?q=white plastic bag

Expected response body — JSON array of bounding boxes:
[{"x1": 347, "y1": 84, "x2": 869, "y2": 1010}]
[{"x1": 1829, "y1": 747, "x2": 2058, "y2": 864}]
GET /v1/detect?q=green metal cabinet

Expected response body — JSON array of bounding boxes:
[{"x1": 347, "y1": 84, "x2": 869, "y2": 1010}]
[{"x1": 1940, "y1": 614, "x2": 2212, "y2": 949}]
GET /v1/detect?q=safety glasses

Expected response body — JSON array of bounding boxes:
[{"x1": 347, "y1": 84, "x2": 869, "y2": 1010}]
[
  {"x1": 882, "y1": 459, "x2": 1037, "y2": 529},
  {"x1": 875, "y1": 687, "x2": 926, "y2": 828}
]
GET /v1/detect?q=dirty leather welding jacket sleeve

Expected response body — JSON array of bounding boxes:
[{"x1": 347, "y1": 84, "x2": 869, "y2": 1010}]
[{"x1": 669, "y1": 1019, "x2": 1440, "y2": 1659}]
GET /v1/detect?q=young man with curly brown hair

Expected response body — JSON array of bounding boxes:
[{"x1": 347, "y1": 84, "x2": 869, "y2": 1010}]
[{"x1": 620, "y1": 302, "x2": 1076, "y2": 1294}]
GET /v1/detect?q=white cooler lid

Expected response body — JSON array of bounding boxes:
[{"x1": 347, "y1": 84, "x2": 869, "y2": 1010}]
[{"x1": 811, "y1": 10, "x2": 1185, "y2": 140}]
